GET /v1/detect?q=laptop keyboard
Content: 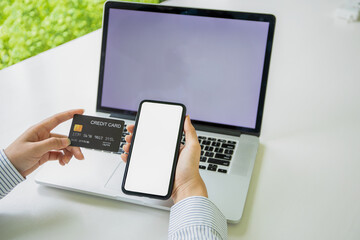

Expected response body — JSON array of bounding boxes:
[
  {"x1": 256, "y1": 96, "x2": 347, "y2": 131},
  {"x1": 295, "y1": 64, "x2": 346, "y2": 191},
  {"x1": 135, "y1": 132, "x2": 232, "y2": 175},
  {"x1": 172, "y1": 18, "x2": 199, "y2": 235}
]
[
  {"x1": 118, "y1": 124, "x2": 129, "y2": 153},
  {"x1": 118, "y1": 124, "x2": 236, "y2": 174},
  {"x1": 181, "y1": 135, "x2": 236, "y2": 174}
]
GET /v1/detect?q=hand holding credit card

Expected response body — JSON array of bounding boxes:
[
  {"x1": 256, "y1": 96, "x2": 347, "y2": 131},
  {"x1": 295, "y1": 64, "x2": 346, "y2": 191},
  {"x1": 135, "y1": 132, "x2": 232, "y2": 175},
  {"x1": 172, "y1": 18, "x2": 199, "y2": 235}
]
[{"x1": 68, "y1": 114, "x2": 124, "y2": 152}]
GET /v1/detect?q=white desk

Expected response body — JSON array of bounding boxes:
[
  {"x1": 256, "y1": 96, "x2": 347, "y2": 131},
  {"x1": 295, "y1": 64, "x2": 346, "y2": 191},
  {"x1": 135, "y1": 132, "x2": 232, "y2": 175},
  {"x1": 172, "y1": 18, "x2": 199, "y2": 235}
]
[{"x1": 1, "y1": 0, "x2": 360, "y2": 239}]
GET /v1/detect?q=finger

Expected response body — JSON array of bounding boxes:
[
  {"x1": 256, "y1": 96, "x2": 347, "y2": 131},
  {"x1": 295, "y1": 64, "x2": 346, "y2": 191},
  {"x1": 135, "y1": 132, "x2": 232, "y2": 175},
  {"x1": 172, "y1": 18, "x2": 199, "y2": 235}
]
[
  {"x1": 125, "y1": 134, "x2": 132, "y2": 143},
  {"x1": 59, "y1": 159, "x2": 66, "y2": 166},
  {"x1": 32, "y1": 137, "x2": 71, "y2": 155},
  {"x1": 66, "y1": 146, "x2": 84, "y2": 160},
  {"x1": 183, "y1": 116, "x2": 199, "y2": 145},
  {"x1": 45, "y1": 151, "x2": 64, "y2": 161},
  {"x1": 127, "y1": 125, "x2": 135, "y2": 134},
  {"x1": 50, "y1": 133, "x2": 84, "y2": 159},
  {"x1": 121, "y1": 153, "x2": 128, "y2": 162},
  {"x1": 42, "y1": 151, "x2": 66, "y2": 166},
  {"x1": 50, "y1": 133, "x2": 67, "y2": 138},
  {"x1": 62, "y1": 148, "x2": 73, "y2": 164},
  {"x1": 38, "y1": 109, "x2": 84, "y2": 132},
  {"x1": 123, "y1": 143, "x2": 131, "y2": 153},
  {"x1": 51, "y1": 133, "x2": 84, "y2": 159},
  {"x1": 180, "y1": 144, "x2": 185, "y2": 151}
]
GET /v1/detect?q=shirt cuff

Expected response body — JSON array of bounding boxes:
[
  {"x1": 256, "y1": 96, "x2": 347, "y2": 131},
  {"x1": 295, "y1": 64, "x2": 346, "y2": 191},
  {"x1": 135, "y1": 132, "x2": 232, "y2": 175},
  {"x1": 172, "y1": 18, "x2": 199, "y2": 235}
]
[
  {"x1": 0, "y1": 149, "x2": 25, "y2": 199},
  {"x1": 168, "y1": 196, "x2": 227, "y2": 239}
]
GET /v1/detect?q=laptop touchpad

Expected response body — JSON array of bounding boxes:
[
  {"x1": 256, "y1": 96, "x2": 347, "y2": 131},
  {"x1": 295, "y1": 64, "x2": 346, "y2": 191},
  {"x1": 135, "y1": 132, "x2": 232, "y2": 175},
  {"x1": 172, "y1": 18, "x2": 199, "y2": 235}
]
[
  {"x1": 104, "y1": 161, "x2": 126, "y2": 191},
  {"x1": 36, "y1": 149, "x2": 122, "y2": 193}
]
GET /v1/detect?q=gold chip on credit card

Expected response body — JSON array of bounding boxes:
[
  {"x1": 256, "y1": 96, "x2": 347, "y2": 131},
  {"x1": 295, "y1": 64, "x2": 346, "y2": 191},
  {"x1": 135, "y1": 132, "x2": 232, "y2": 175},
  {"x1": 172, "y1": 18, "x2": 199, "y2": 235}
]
[{"x1": 74, "y1": 124, "x2": 83, "y2": 132}]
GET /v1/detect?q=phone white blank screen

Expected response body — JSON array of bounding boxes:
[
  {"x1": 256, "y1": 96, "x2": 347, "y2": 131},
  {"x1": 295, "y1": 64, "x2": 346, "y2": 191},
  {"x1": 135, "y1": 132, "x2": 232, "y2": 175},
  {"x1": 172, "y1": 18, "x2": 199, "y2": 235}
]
[{"x1": 124, "y1": 102, "x2": 183, "y2": 196}]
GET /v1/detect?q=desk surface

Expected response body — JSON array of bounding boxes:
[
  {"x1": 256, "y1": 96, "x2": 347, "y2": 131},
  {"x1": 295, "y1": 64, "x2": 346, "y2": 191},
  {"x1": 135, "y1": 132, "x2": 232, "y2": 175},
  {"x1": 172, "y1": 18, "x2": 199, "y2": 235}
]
[{"x1": 1, "y1": 0, "x2": 360, "y2": 239}]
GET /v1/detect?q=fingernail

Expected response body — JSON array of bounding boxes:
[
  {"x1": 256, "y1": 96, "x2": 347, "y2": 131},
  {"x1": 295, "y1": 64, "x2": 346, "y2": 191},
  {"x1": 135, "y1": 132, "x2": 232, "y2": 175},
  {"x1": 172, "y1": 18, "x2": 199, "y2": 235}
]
[{"x1": 67, "y1": 138, "x2": 71, "y2": 145}]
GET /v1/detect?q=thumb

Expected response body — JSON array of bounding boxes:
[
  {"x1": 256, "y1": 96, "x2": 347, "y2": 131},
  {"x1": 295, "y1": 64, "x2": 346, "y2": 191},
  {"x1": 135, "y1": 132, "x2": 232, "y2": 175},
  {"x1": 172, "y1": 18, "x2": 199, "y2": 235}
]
[
  {"x1": 33, "y1": 137, "x2": 71, "y2": 155},
  {"x1": 184, "y1": 116, "x2": 198, "y2": 144}
]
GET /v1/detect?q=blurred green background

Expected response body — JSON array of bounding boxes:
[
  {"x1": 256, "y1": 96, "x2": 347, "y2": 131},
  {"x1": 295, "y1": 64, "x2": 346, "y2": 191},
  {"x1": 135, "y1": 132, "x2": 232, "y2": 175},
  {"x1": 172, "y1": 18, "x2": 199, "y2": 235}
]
[{"x1": 0, "y1": 0, "x2": 160, "y2": 70}]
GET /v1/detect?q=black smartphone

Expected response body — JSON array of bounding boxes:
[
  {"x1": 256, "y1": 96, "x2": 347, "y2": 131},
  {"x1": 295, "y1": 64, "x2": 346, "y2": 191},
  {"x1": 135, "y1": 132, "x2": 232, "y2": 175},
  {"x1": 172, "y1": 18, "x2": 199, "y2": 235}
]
[{"x1": 122, "y1": 100, "x2": 186, "y2": 199}]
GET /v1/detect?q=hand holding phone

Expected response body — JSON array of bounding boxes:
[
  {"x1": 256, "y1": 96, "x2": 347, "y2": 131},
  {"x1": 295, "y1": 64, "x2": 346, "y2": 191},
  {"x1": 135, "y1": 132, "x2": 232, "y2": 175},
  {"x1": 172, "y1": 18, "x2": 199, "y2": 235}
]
[
  {"x1": 122, "y1": 100, "x2": 186, "y2": 199},
  {"x1": 121, "y1": 109, "x2": 208, "y2": 203}
]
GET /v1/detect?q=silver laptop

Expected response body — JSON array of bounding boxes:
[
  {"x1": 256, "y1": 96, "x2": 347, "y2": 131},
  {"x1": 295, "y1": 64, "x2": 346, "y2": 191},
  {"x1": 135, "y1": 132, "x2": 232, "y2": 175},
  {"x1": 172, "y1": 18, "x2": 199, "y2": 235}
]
[{"x1": 35, "y1": 1, "x2": 276, "y2": 223}]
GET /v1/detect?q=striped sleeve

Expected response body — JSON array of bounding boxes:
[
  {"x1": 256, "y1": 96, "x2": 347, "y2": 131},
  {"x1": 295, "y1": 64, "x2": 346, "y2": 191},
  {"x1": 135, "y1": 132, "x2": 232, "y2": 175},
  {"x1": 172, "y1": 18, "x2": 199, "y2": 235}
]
[
  {"x1": 0, "y1": 149, "x2": 25, "y2": 200},
  {"x1": 168, "y1": 196, "x2": 228, "y2": 240}
]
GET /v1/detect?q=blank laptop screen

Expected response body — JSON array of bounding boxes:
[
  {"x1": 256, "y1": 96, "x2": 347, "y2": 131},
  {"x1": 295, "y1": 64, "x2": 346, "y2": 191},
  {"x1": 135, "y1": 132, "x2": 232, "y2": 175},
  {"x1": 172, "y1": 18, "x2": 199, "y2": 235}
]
[{"x1": 100, "y1": 8, "x2": 270, "y2": 129}]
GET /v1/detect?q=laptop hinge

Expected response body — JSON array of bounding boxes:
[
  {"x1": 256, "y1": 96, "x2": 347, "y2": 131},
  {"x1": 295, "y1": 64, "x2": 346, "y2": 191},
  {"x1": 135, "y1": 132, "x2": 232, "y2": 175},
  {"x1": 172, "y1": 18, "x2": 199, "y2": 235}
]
[
  {"x1": 110, "y1": 113, "x2": 136, "y2": 121},
  {"x1": 193, "y1": 123, "x2": 243, "y2": 137}
]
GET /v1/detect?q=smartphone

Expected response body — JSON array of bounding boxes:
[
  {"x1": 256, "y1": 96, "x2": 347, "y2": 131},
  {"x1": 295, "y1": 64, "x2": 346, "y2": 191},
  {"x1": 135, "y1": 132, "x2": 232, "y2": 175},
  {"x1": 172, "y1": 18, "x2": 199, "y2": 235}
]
[{"x1": 122, "y1": 100, "x2": 186, "y2": 199}]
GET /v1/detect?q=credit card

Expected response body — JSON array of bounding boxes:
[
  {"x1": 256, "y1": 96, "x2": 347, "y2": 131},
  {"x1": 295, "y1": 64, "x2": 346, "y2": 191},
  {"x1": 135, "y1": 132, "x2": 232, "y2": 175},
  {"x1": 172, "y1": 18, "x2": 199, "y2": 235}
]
[{"x1": 68, "y1": 114, "x2": 124, "y2": 152}]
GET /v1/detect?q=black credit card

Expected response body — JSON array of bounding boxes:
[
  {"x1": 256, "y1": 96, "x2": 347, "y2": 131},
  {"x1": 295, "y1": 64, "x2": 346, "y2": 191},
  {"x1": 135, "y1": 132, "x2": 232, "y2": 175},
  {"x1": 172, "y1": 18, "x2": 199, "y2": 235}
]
[{"x1": 68, "y1": 114, "x2": 124, "y2": 152}]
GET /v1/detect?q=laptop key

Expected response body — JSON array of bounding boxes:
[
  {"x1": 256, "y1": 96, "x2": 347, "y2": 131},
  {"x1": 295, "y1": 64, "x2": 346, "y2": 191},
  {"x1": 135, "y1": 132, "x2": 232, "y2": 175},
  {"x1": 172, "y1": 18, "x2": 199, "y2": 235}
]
[
  {"x1": 221, "y1": 143, "x2": 235, "y2": 149},
  {"x1": 200, "y1": 156, "x2": 207, "y2": 162},
  {"x1": 208, "y1": 158, "x2": 230, "y2": 166},
  {"x1": 199, "y1": 165, "x2": 206, "y2": 169},
  {"x1": 202, "y1": 140, "x2": 211, "y2": 145},
  {"x1": 227, "y1": 140, "x2": 237, "y2": 144},
  {"x1": 214, "y1": 147, "x2": 223, "y2": 153},
  {"x1": 201, "y1": 150, "x2": 204, "y2": 156},
  {"x1": 218, "y1": 169, "x2": 227, "y2": 173},
  {"x1": 205, "y1": 152, "x2": 214, "y2": 157},
  {"x1": 224, "y1": 149, "x2": 233, "y2": 155},
  {"x1": 215, "y1": 153, "x2": 232, "y2": 161},
  {"x1": 207, "y1": 164, "x2": 217, "y2": 171},
  {"x1": 204, "y1": 146, "x2": 213, "y2": 151},
  {"x1": 217, "y1": 139, "x2": 226, "y2": 142},
  {"x1": 198, "y1": 136, "x2": 206, "y2": 139},
  {"x1": 207, "y1": 137, "x2": 216, "y2": 141},
  {"x1": 211, "y1": 142, "x2": 221, "y2": 147}
]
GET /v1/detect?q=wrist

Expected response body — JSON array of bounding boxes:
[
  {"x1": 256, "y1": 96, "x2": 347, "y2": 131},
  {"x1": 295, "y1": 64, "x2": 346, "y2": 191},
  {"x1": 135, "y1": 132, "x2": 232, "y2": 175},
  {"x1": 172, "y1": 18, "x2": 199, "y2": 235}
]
[
  {"x1": 1, "y1": 149, "x2": 26, "y2": 181},
  {"x1": 172, "y1": 176, "x2": 208, "y2": 204},
  {"x1": 4, "y1": 146, "x2": 25, "y2": 177}
]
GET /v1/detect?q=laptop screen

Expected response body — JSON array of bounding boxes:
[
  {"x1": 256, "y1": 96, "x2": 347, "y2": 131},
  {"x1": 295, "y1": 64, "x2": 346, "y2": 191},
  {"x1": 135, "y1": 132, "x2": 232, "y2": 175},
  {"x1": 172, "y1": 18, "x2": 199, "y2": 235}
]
[{"x1": 98, "y1": 3, "x2": 275, "y2": 135}]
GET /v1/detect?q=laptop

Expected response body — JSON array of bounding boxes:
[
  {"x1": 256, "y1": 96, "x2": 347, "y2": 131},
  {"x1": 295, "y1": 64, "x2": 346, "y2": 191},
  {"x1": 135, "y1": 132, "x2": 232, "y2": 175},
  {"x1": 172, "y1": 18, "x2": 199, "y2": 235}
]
[{"x1": 35, "y1": 1, "x2": 276, "y2": 223}]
